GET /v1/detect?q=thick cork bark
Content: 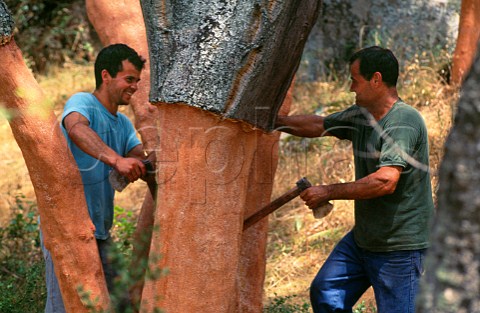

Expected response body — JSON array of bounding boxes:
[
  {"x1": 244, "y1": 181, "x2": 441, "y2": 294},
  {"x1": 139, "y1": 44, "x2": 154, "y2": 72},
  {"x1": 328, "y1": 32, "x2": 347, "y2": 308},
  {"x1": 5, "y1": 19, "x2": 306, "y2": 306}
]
[
  {"x1": 0, "y1": 6, "x2": 110, "y2": 311},
  {"x1": 140, "y1": 0, "x2": 320, "y2": 130},
  {"x1": 86, "y1": 2, "x2": 299, "y2": 312},
  {"x1": 417, "y1": 44, "x2": 480, "y2": 313},
  {"x1": 451, "y1": 0, "x2": 480, "y2": 85}
]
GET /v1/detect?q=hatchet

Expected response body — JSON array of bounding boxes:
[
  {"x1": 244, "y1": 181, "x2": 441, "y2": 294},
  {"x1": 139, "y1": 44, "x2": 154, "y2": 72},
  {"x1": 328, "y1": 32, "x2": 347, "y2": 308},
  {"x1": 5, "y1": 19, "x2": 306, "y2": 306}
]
[{"x1": 243, "y1": 177, "x2": 333, "y2": 230}]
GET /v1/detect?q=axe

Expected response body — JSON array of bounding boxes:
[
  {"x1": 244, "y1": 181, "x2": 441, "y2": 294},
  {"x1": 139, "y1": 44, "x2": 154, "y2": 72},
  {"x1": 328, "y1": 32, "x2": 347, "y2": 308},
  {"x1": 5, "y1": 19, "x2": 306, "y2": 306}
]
[{"x1": 243, "y1": 177, "x2": 333, "y2": 230}]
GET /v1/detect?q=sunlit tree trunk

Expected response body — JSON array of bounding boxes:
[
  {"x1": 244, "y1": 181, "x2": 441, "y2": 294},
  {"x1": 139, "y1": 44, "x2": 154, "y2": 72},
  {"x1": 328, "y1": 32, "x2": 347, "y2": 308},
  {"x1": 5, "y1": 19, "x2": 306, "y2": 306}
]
[
  {"x1": 87, "y1": 1, "x2": 316, "y2": 311},
  {"x1": 0, "y1": 2, "x2": 110, "y2": 312},
  {"x1": 451, "y1": 0, "x2": 480, "y2": 85},
  {"x1": 138, "y1": 1, "x2": 319, "y2": 312},
  {"x1": 86, "y1": 2, "x2": 297, "y2": 311},
  {"x1": 417, "y1": 44, "x2": 480, "y2": 312},
  {"x1": 237, "y1": 85, "x2": 293, "y2": 312}
]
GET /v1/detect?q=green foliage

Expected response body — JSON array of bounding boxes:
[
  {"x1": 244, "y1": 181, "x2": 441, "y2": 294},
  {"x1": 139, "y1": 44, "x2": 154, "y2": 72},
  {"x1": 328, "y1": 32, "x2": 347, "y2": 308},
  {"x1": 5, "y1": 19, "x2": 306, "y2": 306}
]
[
  {"x1": 107, "y1": 206, "x2": 166, "y2": 313},
  {"x1": 353, "y1": 300, "x2": 377, "y2": 313},
  {"x1": 0, "y1": 197, "x2": 167, "y2": 313},
  {"x1": 264, "y1": 294, "x2": 311, "y2": 313},
  {"x1": 0, "y1": 195, "x2": 45, "y2": 313},
  {"x1": 4, "y1": 0, "x2": 100, "y2": 73},
  {"x1": 112, "y1": 205, "x2": 137, "y2": 254}
]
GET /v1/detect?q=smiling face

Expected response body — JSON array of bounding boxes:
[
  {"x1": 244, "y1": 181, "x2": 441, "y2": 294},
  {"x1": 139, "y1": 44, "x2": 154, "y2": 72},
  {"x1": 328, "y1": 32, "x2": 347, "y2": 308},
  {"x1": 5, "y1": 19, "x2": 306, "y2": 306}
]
[
  {"x1": 349, "y1": 59, "x2": 376, "y2": 108},
  {"x1": 104, "y1": 60, "x2": 141, "y2": 106}
]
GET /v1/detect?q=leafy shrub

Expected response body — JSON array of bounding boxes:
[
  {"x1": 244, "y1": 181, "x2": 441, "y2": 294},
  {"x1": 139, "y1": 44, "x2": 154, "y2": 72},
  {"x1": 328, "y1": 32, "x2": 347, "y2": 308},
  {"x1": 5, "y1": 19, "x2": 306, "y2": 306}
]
[
  {"x1": 108, "y1": 205, "x2": 166, "y2": 313},
  {"x1": 0, "y1": 194, "x2": 45, "y2": 313},
  {"x1": 353, "y1": 300, "x2": 377, "y2": 313},
  {"x1": 0, "y1": 198, "x2": 165, "y2": 313},
  {"x1": 4, "y1": 0, "x2": 101, "y2": 73},
  {"x1": 264, "y1": 294, "x2": 311, "y2": 313}
]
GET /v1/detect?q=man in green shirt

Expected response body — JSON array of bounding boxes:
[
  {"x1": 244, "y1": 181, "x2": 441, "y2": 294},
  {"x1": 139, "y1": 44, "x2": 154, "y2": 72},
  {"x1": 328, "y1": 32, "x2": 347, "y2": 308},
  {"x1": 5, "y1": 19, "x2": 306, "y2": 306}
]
[{"x1": 276, "y1": 46, "x2": 433, "y2": 313}]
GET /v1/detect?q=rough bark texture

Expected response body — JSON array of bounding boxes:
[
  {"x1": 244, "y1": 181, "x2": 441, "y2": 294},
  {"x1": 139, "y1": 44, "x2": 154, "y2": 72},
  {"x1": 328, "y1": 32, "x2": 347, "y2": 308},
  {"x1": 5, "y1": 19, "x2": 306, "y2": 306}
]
[
  {"x1": 451, "y1": 0, "x2": 480, "y2": 85},
  {"x1": 0, "y1": 3, "x2": 109, "y2": 312},
  {"x1": 141, "y1": 0, "x2": 320, "y2": 130},
  {"x1": 417, "y1": 43, "x2": 480, "y2": 313}
]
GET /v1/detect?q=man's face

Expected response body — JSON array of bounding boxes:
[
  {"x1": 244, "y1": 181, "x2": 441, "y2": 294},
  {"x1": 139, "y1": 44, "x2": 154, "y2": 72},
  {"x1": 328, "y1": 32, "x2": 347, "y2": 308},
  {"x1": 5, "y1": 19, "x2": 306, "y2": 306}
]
[
  {"x1": 106, "y1": 60, "x2": 141, "y2": 106},
  {"x1": 349, "y1": 59, "x2": 375, "y2": 107}
]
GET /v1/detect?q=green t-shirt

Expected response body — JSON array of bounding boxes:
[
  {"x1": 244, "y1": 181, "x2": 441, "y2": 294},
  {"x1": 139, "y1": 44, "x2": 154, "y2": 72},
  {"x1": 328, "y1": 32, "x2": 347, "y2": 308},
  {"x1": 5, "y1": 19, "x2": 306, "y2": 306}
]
[{"x1": 324, "y1": 100, "x2": 434, "y2": 252}]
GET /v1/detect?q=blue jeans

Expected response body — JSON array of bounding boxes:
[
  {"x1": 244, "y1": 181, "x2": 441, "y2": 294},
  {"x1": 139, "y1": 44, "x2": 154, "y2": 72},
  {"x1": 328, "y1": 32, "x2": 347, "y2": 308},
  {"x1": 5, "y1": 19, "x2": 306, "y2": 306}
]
[
  {"x1": 40, "y1": 231, "x2": 116, "y2": 313},
  {"x1": 310, "y1": 231, "x2": 425, "y2": 313}
]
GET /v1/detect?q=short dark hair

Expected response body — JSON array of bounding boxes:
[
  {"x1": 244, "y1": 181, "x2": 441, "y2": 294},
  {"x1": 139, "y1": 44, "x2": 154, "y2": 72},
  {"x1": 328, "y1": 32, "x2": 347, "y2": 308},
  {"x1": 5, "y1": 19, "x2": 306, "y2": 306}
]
[
  {"x1": 94, "y1": 44, "x2": 146, "y2": 89},
  {"x1": 349, "y1": 46, "x2": 399, "y2": 87}
]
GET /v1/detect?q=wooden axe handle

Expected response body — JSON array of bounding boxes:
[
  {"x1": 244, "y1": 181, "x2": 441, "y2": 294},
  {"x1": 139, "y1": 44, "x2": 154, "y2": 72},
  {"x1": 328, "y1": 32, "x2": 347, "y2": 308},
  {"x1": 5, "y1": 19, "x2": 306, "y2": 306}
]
[{"x1": 243, "y1": 177, "x2": 311, "y2": 230}]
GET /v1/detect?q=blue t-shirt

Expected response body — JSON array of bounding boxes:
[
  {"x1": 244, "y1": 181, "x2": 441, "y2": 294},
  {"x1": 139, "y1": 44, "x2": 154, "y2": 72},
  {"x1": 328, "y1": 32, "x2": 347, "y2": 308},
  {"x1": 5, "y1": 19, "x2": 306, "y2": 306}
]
[{"x1": 61, "y1": 92, "x2": 141, "y2": 239}]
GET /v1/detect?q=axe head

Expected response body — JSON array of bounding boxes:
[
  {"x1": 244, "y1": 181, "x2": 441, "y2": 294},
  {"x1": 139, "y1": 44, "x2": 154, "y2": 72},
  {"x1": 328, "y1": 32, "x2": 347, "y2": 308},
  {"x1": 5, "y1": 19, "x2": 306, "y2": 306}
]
[
  {"x1": 296, "y1": 177, "x2": 334, "y2": 219},
  {"x1": 296, "y1": 177, "x2": 312, "y2": 191}
]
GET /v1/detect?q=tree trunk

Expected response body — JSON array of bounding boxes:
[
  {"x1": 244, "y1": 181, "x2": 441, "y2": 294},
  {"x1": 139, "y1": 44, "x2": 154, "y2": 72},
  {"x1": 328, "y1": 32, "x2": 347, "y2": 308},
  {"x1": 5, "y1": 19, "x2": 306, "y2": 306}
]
[
  {"x1": 137, "y1": 1, "x2": 319, "y2": 312},
  {"x1": 85, "y1": 2, "x2": 160, "y2": 309},
  {"x1": 237, "y1": 85, "x2": 293, "y2": 312},
  {"x1": 417, "y1": 42, "x2": 480, "y2": 312},
  {"x1": 88, "y1": 1, "x2": 315, "y2": 311},
  {"x1": 0, "y1": 2, "x2": 110, "y2": 312},
  {"x1": 141, "y1": 0, "x2": 319, "y2": 131},
  {"x1": 451, "y1": 0, "x2": 480, "y2": 85},
  {"x1": 85, "y1": 0, "x2": 159, "y2": 153}
]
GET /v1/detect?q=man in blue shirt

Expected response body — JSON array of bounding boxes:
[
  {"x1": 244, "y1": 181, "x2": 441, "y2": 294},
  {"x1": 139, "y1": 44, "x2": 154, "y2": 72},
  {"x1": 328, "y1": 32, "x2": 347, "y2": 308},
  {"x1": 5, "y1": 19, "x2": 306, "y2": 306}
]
[{"x1": 41, "y1": 44, "x2": 148, "y2": 312}]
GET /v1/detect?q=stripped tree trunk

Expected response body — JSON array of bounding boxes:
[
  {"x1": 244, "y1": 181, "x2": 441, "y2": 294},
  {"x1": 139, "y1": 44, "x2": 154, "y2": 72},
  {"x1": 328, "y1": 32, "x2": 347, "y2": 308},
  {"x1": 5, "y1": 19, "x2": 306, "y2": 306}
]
[
  {"x1": 86, "y1": 2, "x2": 297, "y2": 311},
  {"x1": 138, "y1": 1, "x2": 319, "y2": 312},
  {"x1": 84, "y1": 1, "x2": 160, "y2": 309},
  {"x1": 85, "y1": 0, "x2": 159, "y2": 153},
  {"x1": 417, "y1": 43, "x2": 480, "y2": 312},
  {"x1": 0, "y1": 2, "x2": 110, "y2": 312},
  {"x1": 87, "y1": 1, "x2": 308, "y2": 312},
  {"x1": 451, "y1": 0, "x2": 480, "y2": 85},
  {"x1": 237, "y1": 86, "x2": 293, "y2": 312}
]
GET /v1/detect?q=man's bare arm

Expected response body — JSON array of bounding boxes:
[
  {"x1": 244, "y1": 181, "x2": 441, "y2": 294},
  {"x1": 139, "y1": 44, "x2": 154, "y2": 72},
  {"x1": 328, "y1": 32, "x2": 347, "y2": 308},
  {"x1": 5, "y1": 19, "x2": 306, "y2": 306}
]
[
  {"x1": 300, "y1": 166, "x2": 403, "y2": 209},
  {"x1": 275, "y1": 115, "x2": 330, "y2": 138},
  {"x1": 64, "y1": 112, "x2": 145, "y2": 181}
]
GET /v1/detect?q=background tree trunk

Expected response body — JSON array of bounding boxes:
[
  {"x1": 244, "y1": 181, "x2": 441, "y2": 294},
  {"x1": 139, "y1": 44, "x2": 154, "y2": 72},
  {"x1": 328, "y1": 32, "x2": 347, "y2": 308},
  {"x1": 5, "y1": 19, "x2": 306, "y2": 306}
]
[
  {"x1": 451, "y1": 0, "x2": 480, "y2": 85},
  {"x1": 85, "y1": 2, "x2": 161, "y2": 309},
  {"x1": 0, "y1": 2, "x2": 110, "y2": 312},
  {"x1": 417, "y1": 42, "x2": 480, "y2": 312}
]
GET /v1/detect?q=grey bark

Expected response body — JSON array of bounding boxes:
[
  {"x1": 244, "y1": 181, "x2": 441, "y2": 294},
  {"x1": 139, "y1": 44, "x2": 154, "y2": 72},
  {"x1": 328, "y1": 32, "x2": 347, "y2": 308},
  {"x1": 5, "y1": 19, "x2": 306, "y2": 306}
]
[
  {"x1": 140, "y1": 0, "x2": 321, "y2": 130},
  {"x1": 417, "y1": 42, "x2": 480, "y2": 313},
  {"x1": 0, "y1": 1, "x2": 13, "y2": 42}
]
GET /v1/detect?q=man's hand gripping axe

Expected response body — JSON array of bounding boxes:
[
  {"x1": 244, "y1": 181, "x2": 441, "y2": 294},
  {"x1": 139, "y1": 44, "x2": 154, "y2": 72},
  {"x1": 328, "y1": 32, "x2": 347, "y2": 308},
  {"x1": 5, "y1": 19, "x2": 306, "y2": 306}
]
[{"x1": 243, "y1": 177, "x2": 333, "y2": 230}]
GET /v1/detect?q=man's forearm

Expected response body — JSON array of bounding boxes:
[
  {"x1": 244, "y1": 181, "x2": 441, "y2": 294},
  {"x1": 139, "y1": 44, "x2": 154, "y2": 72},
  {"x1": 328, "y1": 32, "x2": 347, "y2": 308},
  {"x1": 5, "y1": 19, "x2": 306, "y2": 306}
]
[
  {"x1": 301, "y1": 166, "x2": 402, "y2": 209},
  {"x1": 275, "y1": 115, "x2": 327, "y2": 138},
  {"x1": 68, "y1": 122, "x2": 121, "y2": 167},
  {"x1": 328, "y1": 166, "x2": 402, "y2": 200}
]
